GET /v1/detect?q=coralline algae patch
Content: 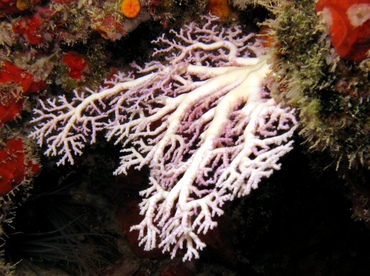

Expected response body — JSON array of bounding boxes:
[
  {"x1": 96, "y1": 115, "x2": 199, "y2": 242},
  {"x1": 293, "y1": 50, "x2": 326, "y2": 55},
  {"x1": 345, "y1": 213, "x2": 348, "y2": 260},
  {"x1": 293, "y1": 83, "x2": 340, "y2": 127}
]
[
  {"x1": 0, "y1": 0, "x2": 41, "y2": 15},
  {"x1": 12, "y1": 13, "x2": 46, "y2": 45},
  {"x1": 0, "y1": 139, "x2": 39, "y2": 196},
  {"x1": 316, "y1": 0, "x2": 370, "y2": 61},
  {"x1": 0, "y1": 61, "x2": 47, "y2": 126},
  {"x1": 62, "y1": 52, "x2": 90, "y2": 81}
]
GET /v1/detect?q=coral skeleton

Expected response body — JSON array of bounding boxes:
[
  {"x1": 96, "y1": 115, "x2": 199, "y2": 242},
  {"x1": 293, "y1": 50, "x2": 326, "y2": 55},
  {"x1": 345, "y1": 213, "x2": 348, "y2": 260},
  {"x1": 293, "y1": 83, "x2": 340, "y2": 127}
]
[{"x1": 30, "y1": 15, "x2": 298, "y2": 261}]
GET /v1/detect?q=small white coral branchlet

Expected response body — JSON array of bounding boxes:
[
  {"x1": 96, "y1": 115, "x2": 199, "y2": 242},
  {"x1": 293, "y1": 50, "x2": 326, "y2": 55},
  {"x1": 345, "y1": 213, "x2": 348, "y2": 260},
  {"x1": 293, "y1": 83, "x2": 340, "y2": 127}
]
[{"x1": 30, "y1": 15, "x2": 298, "y2": 261}]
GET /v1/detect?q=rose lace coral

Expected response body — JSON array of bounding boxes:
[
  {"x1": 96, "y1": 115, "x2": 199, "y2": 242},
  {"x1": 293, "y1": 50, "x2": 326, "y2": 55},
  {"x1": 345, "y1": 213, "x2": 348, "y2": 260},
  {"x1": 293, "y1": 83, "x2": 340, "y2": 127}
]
[{"x1": 30, "y1": 15, "x2": 298, "y2": 261}]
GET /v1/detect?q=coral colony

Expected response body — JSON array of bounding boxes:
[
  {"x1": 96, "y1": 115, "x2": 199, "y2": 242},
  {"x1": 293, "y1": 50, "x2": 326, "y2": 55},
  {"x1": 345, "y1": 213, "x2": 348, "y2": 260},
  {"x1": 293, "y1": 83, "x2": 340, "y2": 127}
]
[{"x1": 30, "y1": 16, "x2": 298, "y2": 261}]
